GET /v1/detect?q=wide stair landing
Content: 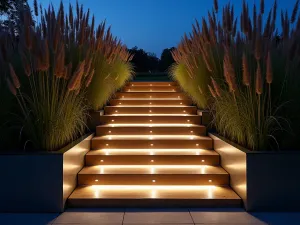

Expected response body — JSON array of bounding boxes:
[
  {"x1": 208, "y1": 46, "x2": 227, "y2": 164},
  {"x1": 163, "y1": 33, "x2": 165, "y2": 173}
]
[{"x1": 68, "y1": 81, "x2": 241, "y2": 208}]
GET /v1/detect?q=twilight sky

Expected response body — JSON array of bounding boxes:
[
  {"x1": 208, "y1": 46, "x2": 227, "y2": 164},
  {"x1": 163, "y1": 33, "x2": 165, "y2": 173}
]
[{"x1": 30, "y1": 0, "x2": 295, "y2": 57}]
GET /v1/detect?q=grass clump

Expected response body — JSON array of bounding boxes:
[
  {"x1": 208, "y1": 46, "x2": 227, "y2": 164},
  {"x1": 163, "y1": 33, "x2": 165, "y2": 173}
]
[
  {"x1": 0, "y1": 1, "x2": 133, "y2": 151},
  {"x1": 171, "y1": 0, "x2": 300, "y2": 151}
]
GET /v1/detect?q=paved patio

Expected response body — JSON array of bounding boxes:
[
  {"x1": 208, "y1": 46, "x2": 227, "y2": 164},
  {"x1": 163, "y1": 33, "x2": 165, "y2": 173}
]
[{"x1": 0, "y1": 208, "x2": 299, "y2": 225}]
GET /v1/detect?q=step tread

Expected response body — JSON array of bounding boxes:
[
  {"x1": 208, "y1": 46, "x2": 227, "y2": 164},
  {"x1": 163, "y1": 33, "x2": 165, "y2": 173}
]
[
  {"x1": 97, "y1": 124, "x2": 205, "y2": 128},
  {"x1": 69, "y1": 185, "x2": 241, "y2": 200},
  {"x1": 87, "y1": 149, "x2": 217, "y2": 156},
  {"x1": 79, "y1": 165, "x2": 227, "y2": 175},
  {"x1": 92, "y1": 135, "x2": 211, "y2": 141}
]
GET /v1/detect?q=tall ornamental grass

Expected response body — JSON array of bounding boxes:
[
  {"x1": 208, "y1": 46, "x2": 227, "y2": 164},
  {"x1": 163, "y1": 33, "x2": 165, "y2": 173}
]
[
  {"x1": 87, "y1": 23, "x2": 133, "y2": 111},
  {"x1": 171, "y1": 0, "x2": 300, "y2": 151},
  {"x1": 0, "y1": 1, "x2": 133, "y2": 151}
]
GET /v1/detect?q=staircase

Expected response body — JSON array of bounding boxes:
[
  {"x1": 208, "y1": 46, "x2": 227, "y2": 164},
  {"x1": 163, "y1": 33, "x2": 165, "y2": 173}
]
[{"x1": 68, "y1": 81, "x2": 241, "y2": 208}]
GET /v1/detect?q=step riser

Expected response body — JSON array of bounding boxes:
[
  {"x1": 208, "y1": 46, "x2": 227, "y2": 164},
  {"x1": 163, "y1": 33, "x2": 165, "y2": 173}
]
[
  {"x1": 104, "y1": 107, "x2": 197, "y2": 115},
  {"x1": 109, "y1": 99, "x2": 192, "y2": 106},
  {"x1": 127, "y1": 82, "x2": 177, "y2": 86},
  {"x1": 78, "y1": 174, "x2": 229, "y2": 185},
  {"x1": 91, "y1": 140, "x2": 213, "y2": 150},
  {"x1": 96, "y1": 127, "x2": 206, "y2": 136},
  {"x1": 123, "y1": 87, "x2": 181, "y2": 92},
  {"x1": 99, "y1": 116, "x2": 201, "y2": 124},
  {"x1": 85, "y1": 155, "x2": 220, "y2": 166},
  {"x1": 68, "y1": 199, "x2": 242, "y2": 208},
  {"x1": 115, "y1": 92, "x2": 187, "y2": 99}
]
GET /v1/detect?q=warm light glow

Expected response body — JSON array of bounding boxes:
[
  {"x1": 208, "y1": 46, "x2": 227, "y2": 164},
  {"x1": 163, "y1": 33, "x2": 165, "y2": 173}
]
[
  {"x1": 180, "y1": 102, "x2": 183, "y2": 105},
  {"x1": 209, "y1": 180, "x2": 212, "y2": 182},
  {"x1": 149, "y1": 110, "x2": 152, "y2": 112},
  {"x1": 108, "y1": 131, "x2": 111, "y2": 133},
  {"x1": 100, "y1": 148, "x2": 207, "y2": 154},
  {"x1": 100, "y1": 160, "x2": 104, "y2": 162},
  {"x1": 100, "y1": 167, "x2": 104, "y2": 174},
  {"x1": 151, "y1": 190, "x2": 156, "y2": 198},
  {"x1": 119, "y1": 103, "x2": 121, "y2": 105},
  {"x1": 100, "y1": 135, "x2": 200, "y2": 140},
  {"x1": 111, "y1": 120, "x2": 114, "y2": 122},
  {"x1": 151, "y1": 167, "x2": 155, "y2": 174},
  {"x1": 95, "y1": 179, "x2": 98, "y2": 182},
  {"x1": 106, "y1": 144, "x2": 109, "y2": 146},
  {"x1": 150, "y1": 144, "x2": 154, "y2": 146},
  {"x1": 95, "y1": 165, "x2": 215, "y2": 169},
  {"x1": 115, "y1": 110, "x2": 118, "y2": 113},
  {"x1": 150, "y1": 131, "x2": 152, "y2": 133},
  {"x1": 190, "y1": 131, "x2": 193, "y2": 133},
  {"x1": 91, "y1": 185, "x2": 216, "y2": 191},
  {"x1": 196, "y1": 144, "x2": 199, "y2": 146},
  {"x1": 150, "y1": 102, "x2": 152, "y2": 104},
  {"x1": 151, "y1": 160, "x2": 154, "y2": 162},
  {"x1": 152, "y1": 180, "x2": 156, "y2": 183},
  {"x1": 187, "y1": 120, "x2": 190, "y2": 122},
  {"x1": 202, "y1": 160, "x2": 205, "y2": 162}
]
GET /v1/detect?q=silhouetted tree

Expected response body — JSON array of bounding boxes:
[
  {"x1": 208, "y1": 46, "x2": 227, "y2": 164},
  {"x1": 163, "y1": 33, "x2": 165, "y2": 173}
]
[
  {"x1": 0, "y1": 0, "x2": 29, "y2": 34},
  {"x1": 129, "y1": 47, "x2": 159, "y2": 72},
  {"x1": 159, "y1": 47, "x2": 175, "y2": 72}
]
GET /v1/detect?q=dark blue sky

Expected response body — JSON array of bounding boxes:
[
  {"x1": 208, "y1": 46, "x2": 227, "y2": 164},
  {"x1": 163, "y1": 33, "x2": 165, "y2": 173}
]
[{"x1": 31, "y1": 0, "x2": 294, "y2": 57}]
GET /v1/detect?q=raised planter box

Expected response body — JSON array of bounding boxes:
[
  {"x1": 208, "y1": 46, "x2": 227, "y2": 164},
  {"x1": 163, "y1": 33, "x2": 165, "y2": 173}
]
[
  {"x1": 209, "y1": 133, "x2": 300, "y2": 211},
  {"x1": 0, "y1": 133, "x2": 93, "y2": 213}
]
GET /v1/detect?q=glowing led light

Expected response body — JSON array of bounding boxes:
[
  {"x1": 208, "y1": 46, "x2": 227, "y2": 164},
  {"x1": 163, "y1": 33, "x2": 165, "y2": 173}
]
[
  {"x1": 150, "y1": 131, "x2": 152, "y2": 133},
  {"x1": 196, "y1": 144, "x2": 199, "y2": 146},
  {"x1": 149, "y1": 110, "x2": 152, "y2": 112},
  {"x1": 190, "y1": 131, "x2": 193, "y2": 133},
  {"x1": 150, "y1": 84, "x2": 152, "y2": 86},
  {"x1": 183, "y1": 110, "x2": 186, "y2": 113},
  {"x1": 190, "y1": 137, "x2": 194, "y2": 140},
  {"x1": 151, "y1": 160, "x2": 154, "y2": 162},
  {"x1": 150, "y1": 102, "x2": 152, "y2": 105},
  {"x1": 95, "y1": 179, "x2": 99, "y2": 182},
  {"x1": 100, "y1": 167, "x2": 104, "y2": 174},
  {"x1": 187, "y1": 120, "x2": 190, "y2": 122},
  {"x1": 111, "y1": 120, "x2": 115, "y2": 122},
  {"x1": 91, "y1": 185, "x2": 216, "y2": 191},
  {"x1": 196, "y1": 151, "x2": 200, "y2": 155},
  {"x1": 105, "y1": 151, "x2": 109, "y2": 155},
  {"x1": 150, "y1": 151, "x2": 154, "y2": 155},
  {"x1": 100, "y1": 160, "x2": 104, "y2": 162},
  {"x1": 180, "y1": 102, "x2": 183, "y2": 105},
  {"x1": 151, "y1": 167, "x2": 155, "y2": 174},
  {"x1": 151, "y1": 190, "x2": 156, "y2": 198},
  {"x1": 119, "y1": 103, "x2": 122, "y2": 105},
  {"x1": 106, "y1": 144, "x2": 109, "y2": 146},
  {"x1": 122, "y1": 96, "x2": 124, "y2": 98},
  {"x1": 202, "y1": 160, "x2": 205, "y2": 162},
  {"x1": 152, "y1": 180, "x2": 156, "y2": 183},
  {"x1": 108, "y1": 137, "x2": 112, "y2": 140},
  {"x1": 169, "y1": 84, "x2": 171, "y2": 86},
  {"x1": 108, "y1": 131, "x2": 111, "y2": 133},
  {"x1": 209, "y1": 180, "x2": 212, "y2": 183},
  {"x1": 132, "y1": 84, "x2": 134, "y2": 86},
  {"x1": 150, "y1": 144, "x2": 154, "y2": 146},
  {"x1": 150, "y1": 120, "x2": 152, "y2": 122},
  {"x1": 115, "y1": 110, "x2": 118, "y2": 113},
  {"x1": 149, "y1": 136, "x2": 153, "y2": 140},
  {"x1": 150, "y1": 96, "x2": 152, "y2": 98}
]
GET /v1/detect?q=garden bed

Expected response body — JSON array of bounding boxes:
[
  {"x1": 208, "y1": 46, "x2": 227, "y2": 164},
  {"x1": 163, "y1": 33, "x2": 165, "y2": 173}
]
[
  {"x1": 0, "y1": 134, "x2": 93, "y2": 213},
  {"x1": 209, "y1": 133, "x2": 300, "y2": 211}
]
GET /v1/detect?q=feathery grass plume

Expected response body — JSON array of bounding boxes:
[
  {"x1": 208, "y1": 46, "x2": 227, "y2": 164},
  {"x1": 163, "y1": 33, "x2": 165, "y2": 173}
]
[
  {"x1": 291, "y1": 0, "x2": 299, "y2": 23},
  {"x1": 260, "y1": 0, "x2": 264, "y2": 14},
  {"x1": 85, "y1": 69, "x2": 95, "y2": 87},
  {"x1": 34, "y1": 0, "x2": 39, "y2": 17},
  {"x1": 24, "y1": 11, "x2": 32, "y2": 50},
  {"x1": 214, "y1": 0, "x2": 218, "y2": 13},
  {"x1": 9, "y1": 64, "x2": 20, "y2": 89},
  {"x1": 266, "y1": 51, "x2": 273, "y2": 84},
  {"x1": 6, "y1": 78, "x2": 17, "y2": 96},
  {"x1": 54, "y1": 45, "x2": 65, "y2": 78},
  {"x1": 256, "y1": 62, "x2": 263, "y2": 95},
  {"x1": 208, "y1": 85, "x2": 217, "y2": 98},
  {"x1": 211, "y1": 77, "x2": 221, "y2": 97},
  {"x1": 242, "y1": 53, "x2": 250, "y2": 86}
]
